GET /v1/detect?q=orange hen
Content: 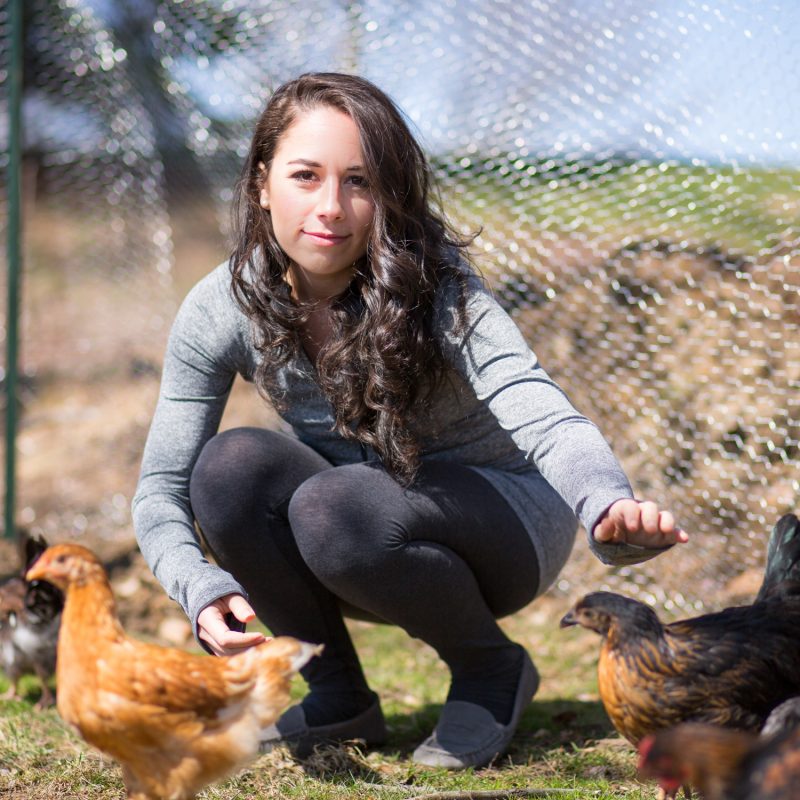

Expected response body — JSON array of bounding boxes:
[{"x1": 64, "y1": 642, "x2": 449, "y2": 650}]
[{"x1": 26, "y1": 543, "x2": 320, "y2": 800}]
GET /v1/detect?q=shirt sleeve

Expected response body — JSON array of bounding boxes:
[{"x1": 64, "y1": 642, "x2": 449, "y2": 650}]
[
  {"x1": 435, "y1": 271, "x2": 669, "y2": 566},
  {"x1": 131, "y1": 265, "x2": 252, "y2": 629}
]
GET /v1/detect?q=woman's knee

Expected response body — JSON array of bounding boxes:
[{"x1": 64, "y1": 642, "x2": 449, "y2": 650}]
[
  {"x1": 287, "y1": 465, "x2": 398, "y2": 581},
  {"x1": 193, "y1": 428, "x2": 261, "y2": 483},
  {"x1": 191, "y1": 428, "x2": 263, "y2": 513},
  {"x1": 190, "y1": 427, "x2": 309, "y2": 544},
  {"x1": 192, "y1": 427, "x2": 331, "y2": 513}
]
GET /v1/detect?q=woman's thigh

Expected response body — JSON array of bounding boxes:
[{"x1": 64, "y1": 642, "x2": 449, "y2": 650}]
[
  {"x1": 288, "y1": 460, "x2": 544, "y2": 618},
  {"x1": 189, "y1": 426, "x2": 332, "y2": 534}
]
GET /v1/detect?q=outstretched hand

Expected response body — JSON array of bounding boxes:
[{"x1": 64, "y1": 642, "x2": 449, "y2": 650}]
[
  {"x1": 593, "y1": 499, "x2": 688, "y2": 549},
  {"x1": 197, "y1": 593, "x2": 269, "y2": 656}
]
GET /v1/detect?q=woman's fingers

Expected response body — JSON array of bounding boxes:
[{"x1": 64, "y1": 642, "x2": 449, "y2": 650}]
[
  {"x1": 197, "y1": 595, "x2": 267, "y2": 656},
  {"x1": 638, "y1": 501, "x2": 661, "y2": 533},
  {"x1": 593, "y1": 499, "x2": 688, "y2": 547},
  {"x1": 227, "y1": 594, "x2": 257, "y2": 625},
  {"x1": 206, "y1": 628, "x2": 266, "y2": 655}
]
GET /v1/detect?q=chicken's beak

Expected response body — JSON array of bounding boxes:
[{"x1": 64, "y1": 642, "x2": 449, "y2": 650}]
[
  {"x1": 559, "y1": 609, "x2": 578, "y2": 628},
  {"x1": 25, "y1": 559, "x2": 46, "y2": 583}
]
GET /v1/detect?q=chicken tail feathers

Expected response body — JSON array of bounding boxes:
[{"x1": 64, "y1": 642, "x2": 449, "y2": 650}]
[
  {"x1": 22, "y1": 533, "x2": 49, "y2": 573},
  {"x1": 756, "y1": 513, "x2": 800, "y2": 602},
  {"x1": 278, "y1": 639, "x2": 323, "y2": 676},
  {"x1": 245, "y1": 637, "x2": 322, "y2": 727},
  {"x1": 17, "y1": 532, "x2": 63, "y2": 622},
  {"x1": 247, "y1": 637, "x2": 322, "y2": 679}
]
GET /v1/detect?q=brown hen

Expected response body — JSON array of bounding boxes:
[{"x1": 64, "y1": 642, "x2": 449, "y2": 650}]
[
  {"x1": 26, "y1": 543, "x2": 320, "y2": 800},
  {"x1": 560, "y1": 513, "x2": 800, "y2": 751},
  {"x1": 638, "y1": 715, "x2": 800, "y2": 800}
]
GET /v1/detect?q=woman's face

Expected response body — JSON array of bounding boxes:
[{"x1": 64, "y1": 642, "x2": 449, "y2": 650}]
[{"x1": 261, "y1": 105, "x2": 375, "y2": 302}]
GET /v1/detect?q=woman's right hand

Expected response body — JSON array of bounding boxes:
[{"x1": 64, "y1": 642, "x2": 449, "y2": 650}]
[
  {"x1": 593, "y1": 499, "x2": 688, "y2": 548},
  {"x1": 197, "y1": 593, "x2": 268, "y2": 656}
]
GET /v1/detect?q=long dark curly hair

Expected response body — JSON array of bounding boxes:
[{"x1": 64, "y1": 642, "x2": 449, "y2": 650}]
[{"x1": 230, "y1": 72, "x2": 473, "y2": 484}]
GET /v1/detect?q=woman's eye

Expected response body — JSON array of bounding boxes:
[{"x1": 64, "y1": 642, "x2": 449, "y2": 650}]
[
  {"x1": 291, "y1": 170, "x2": 316, "y2": 182},
  {"x1": 347, "y1": 175, "x2": 369, "y2": 189}
]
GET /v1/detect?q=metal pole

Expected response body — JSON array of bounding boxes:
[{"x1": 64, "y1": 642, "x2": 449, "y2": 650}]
[{"x1": 4, "y1": 0, "x2": 23, "y2": 539}]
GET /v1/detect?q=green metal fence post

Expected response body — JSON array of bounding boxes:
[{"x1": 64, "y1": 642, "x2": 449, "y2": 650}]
[{"x1": 4, "y1": 0, "x2": 23, "y2": 539}]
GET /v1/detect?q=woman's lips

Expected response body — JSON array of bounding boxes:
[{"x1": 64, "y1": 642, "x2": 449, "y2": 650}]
[{"x1": 303, "y1": 231, "x2": 350, "y2": 245}]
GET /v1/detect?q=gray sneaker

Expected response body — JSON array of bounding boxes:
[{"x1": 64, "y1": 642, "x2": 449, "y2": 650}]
[
  {"x1": 412, "y1": 649, "x2": 539, "y2": 769},
  {"x1": 260, "y1": 692, "x2": 387, "y2": 758}
]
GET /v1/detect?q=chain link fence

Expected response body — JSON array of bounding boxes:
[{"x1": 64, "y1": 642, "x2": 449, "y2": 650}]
[{"x1": 2, "y1": 0, "x2": 799, "y2": 612}]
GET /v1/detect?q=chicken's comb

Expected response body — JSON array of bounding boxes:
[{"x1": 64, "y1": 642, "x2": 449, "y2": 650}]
[{"x1": 636, "y1": 734, "x2": 656, "y2": 769}]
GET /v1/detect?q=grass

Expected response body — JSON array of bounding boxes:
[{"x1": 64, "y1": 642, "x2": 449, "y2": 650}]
[
  {"x1": 436, "y1": 159, "x2": 800, "y2": 257},
  {"x1": 0, "y1": 598, "x2": 655, "y2": 799}
]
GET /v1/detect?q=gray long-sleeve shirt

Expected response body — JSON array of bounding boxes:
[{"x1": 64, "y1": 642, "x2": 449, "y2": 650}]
[{"x1": 133, "y1": 260, "x2": 663, "y2": 627}]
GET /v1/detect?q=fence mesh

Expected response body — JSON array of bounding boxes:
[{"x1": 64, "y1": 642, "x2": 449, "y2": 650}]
[{"x1": 3, "y1": 0, "x2": 800, "y2": 612}]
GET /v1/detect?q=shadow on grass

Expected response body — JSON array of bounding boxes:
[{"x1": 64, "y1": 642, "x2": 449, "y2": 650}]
[
  {"x1": 385, "y1": 698, "x2": 616, "y2": 755},
  {"x1": 289, "y1": 697, "x2": 619, "y2": 785}
]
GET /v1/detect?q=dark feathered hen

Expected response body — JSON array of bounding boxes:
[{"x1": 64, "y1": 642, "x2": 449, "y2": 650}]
[
  {"x1": 0, "y1": 534, "x2": 63, "y2": 707},
  {"x1": 560, "y1": 513, "x2": 800, "y2": 748},
  {"x1": 760, "y1": 696, "x2": 800, "y2": 737},
  {"x1": 754, "y1": 512, "x2": 800, "y2": 602}
]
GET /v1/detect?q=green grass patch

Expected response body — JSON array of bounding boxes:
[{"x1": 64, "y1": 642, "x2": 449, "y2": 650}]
[{"x1": 435, "y1": 156, "x2": 800, "y2": 256}]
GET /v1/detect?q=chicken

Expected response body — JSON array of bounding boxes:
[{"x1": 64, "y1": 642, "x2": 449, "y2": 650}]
[
  {"x1": 760, "y1": 696, "x2": 800, "y2": 737},
  {"x1": 559, "y1": 513, "x2": 800, "y2": 750},
  {"x1": 26, "y1": 543, "x2": 321, "y2": 800},
  {"x1": 637, "y1": 715, "x2": 800, "y2": 800},
  {"x1": 0, "y1": 533, "x2": 62, "y2": 706}
]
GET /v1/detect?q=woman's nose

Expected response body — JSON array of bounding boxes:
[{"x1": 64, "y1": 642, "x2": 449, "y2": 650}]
[{"x1": 316, "y1": 178, "x2": 344, "y2": 219}]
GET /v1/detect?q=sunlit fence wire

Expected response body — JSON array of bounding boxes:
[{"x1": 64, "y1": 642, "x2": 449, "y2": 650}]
[{"x1": 2, "y1": 0, "x2": 799, "y2": 612}]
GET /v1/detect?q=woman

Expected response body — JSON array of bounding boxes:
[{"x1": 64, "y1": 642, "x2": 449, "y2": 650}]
[{"x1": 133, "y1": 72, "x2": 686, "y2": 769}]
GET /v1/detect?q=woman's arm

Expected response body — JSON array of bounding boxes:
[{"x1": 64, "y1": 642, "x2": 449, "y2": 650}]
[
  {"x1": 437, "y1": 273, "x2": 685, "y2": 563},
  {"x1": 132, "y1": 264, "x2": 256, "y2": 630}
]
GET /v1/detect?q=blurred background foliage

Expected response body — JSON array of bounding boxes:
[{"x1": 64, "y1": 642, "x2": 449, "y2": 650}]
[{"x1": 1, "y1": 0, "x2": 799, "y2": 615}]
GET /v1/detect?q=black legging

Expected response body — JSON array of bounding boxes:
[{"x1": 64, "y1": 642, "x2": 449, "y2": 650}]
[{"x1": 189, "y1": 427, "x2": 541, "y2": 726}]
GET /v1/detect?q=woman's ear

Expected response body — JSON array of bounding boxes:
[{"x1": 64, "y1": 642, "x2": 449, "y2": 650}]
[{"x1": 256, "y1": 161, "x2": 270, "y2": 210}]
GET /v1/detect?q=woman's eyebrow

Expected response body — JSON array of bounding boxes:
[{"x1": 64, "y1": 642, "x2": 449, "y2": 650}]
[{"x1": 286, "y1": 158, "x2": 364, "y2": 171}]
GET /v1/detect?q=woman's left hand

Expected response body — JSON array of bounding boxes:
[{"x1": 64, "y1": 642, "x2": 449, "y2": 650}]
[{"x1": 593, "y1": 499, "x2": 689, "y2": 548}]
